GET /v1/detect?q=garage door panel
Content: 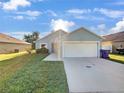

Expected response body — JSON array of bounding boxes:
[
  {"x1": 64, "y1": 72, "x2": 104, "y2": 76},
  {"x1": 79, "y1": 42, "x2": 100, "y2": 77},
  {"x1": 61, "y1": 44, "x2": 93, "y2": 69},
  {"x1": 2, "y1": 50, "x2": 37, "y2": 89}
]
[
  {"x1": 63, "y1": 43, "x2": 98, "y2": 57},
  {"x1": 82, "y1": 44, "x2": 97, "y2": 57},
  {"x1": 64, "y1": 44, "x2": 83, "y2": 57}
]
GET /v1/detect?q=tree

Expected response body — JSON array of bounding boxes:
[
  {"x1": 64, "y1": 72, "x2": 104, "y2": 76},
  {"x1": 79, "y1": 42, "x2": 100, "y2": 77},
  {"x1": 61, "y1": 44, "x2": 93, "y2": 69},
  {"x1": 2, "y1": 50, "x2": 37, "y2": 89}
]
[
  {"x1": 24, "y1": 34, "x2": 32, "y2": 43},
  {"x1": 32, "y1": 32, "x2": 39, "y2": 41},
  {"x1": 24, "y1": 31, "x2": 40, "y2": 49}
]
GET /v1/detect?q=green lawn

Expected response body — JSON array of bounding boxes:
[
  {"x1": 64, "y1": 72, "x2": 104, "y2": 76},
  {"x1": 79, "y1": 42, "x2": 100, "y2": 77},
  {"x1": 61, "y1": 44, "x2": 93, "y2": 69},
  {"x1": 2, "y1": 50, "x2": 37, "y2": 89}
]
[
  {"x1": 109, "y1": 54, "x2": 124, "y2": 64},
  {"x1": 0, "y1": 53, "x2": 68, "y2": 93}
]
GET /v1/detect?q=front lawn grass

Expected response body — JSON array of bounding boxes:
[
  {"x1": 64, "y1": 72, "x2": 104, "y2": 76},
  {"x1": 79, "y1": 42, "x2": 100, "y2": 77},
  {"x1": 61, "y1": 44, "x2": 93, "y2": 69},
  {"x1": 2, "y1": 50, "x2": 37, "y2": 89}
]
[
  {"x1": 0, "y1": 53, "x2": 68, "y2": 93},
  {"x1": 0, "y1": 54, "x2": 32, "y2": 85},
  {"x1": 109, "y1": 54, "x2": 124, "y2": 64}
]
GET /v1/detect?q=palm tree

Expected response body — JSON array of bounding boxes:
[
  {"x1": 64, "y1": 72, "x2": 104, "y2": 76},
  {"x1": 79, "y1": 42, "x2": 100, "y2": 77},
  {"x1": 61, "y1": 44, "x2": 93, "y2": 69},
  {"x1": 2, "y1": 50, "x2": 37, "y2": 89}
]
[
  {"x1": 24, "y1": 34, "x2": 32, "y2": 43},
  {"x1": 24, "y1": 31, "x2": 40, "y2": 49},
  {"x1": 32, "y1": 32, "x2": 39, "y2": 41}
]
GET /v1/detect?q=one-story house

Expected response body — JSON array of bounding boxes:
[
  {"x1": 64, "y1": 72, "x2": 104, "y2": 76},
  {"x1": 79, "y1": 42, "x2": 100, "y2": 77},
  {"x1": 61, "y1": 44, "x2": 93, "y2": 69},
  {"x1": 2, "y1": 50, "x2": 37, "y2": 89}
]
[
  {"x1": 102, "y1": 31, "x2": 124, "y2": 53},
  {"x1": 35, "y1": 27, "x2": 103, "y2": 59},
  {"x1": 0, "y1": 33, "x2": 31, "y2": 54}
]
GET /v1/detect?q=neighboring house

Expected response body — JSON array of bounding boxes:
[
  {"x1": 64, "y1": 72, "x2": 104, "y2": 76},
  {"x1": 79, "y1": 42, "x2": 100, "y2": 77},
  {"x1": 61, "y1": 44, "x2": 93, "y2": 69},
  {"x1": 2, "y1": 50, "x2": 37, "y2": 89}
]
[
  {"x1": 0, "y1": 33, "x2": 31, "y2": 54},
  {"x1": 36, "y1": 27, "x2": 103, "y2": 59},
  {"x1": 102, "y1": 31, "x2": 124, "y2": 53}
]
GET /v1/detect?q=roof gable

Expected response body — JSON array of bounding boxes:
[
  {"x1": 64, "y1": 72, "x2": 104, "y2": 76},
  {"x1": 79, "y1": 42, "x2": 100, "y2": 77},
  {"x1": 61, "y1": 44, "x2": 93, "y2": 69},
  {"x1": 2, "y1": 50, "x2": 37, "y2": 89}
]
[
  {"x1": 36, "y1": 30, "x2": 68, "y2": 42},
  {"x1": 103, "y1": 31, "x2": 124, "y2": 42},
  {"x1": 0, "y1": 33, "x2": 30, "y2": 44},
  {"x1": 64, "y1": 27, "x2": 103, "y2": 41}
]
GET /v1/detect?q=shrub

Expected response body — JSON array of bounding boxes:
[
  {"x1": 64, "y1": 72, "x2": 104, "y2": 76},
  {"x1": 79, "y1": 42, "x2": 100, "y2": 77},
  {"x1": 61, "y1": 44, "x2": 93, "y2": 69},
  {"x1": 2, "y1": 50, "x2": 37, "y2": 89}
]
[
  {"x1": 36, "y1": 48, "x2": 49, "y2": 54},
  {"x1": 36, "y1": 49, "x2": 41, "y2": 54},
  {"x1": 26, "y1": 49, "x2": 32, "y2": 54},
  {"x1": 14, "y1": 49, "x2": 19, "y2": 53}
]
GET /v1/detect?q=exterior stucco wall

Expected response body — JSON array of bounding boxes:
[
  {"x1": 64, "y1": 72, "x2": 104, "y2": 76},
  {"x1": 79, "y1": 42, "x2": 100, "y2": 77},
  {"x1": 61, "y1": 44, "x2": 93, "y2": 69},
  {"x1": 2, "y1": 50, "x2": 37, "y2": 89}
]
[
  {"x1": 63, "y1": 28, "x2": 103, "y2": 41},
  {"x1": 35, "y1": 32, "x2": 59, "y2": 53},
  {"x1": 35, "y1": 30, "x2": 67, "y2": 53},
  {"x1": 53, "y1": 42, "x2": 59, "y2": 55},
  {"x1": 101, "y1": 41, "x2": 124, "y2": 53},
  {"x1": 101, "y1": 41, "x2": 112, "y2": 52},
  {"x1": 0, "y1": 42, "x2": 31, "y2": 54},
  {"x1": 36, "y1": 39, "x2": 53, "y2": 52}
]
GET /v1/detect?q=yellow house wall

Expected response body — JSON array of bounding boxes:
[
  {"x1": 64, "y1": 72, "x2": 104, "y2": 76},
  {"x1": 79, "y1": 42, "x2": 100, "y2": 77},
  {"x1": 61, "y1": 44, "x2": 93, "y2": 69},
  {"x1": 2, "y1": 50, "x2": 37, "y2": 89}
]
[
  {"x1": 101, "y1": 41, "x2": 112, "y2": 46},
  {"x1": 0, "y1": 42, "x2": 31, "y2": 54},
  {"x1": 102, "y1": 41, "x2": 124, "y2": 53}
]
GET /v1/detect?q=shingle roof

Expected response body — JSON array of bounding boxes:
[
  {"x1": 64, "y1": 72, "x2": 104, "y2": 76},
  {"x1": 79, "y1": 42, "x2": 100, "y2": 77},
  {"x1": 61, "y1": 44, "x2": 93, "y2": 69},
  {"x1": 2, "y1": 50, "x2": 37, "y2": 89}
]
[
  {"x1": 0, "y1": 33, "x2": 30, "y2": 44},
  {"x1": 36, "y1": 29, "x2": 68, "y2": 42},
  {"x1": 103, "y1": 31, "x2": 124, "y2": 42},
  {"x1": 66, "y1": 27, "x2": 103, "y2": 39}
]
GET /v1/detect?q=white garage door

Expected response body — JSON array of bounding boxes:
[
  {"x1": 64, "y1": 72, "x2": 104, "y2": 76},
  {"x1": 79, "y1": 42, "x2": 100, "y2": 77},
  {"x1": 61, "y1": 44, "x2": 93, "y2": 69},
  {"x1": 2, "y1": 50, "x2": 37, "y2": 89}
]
[{"x1": 63, "y1": 42, "x2": 98, "y2": 57}]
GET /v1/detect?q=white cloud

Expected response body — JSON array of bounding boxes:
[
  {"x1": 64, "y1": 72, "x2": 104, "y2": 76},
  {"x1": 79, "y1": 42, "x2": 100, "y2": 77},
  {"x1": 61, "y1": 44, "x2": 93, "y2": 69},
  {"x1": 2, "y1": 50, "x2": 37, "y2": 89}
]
[
  {"x1": 13, "y1": 15, "x2": 24, "y2": 20},
  {"x1": 0, "y1": 2, "x2": 2, "y2": 6},
  {"x1": 16, "y1": 10, "x2": 42, "y2": 17},
  {"x1": 13, "y1": 10, "x2": 42, "y2": 20},
  {"x1": 30, "y1": 0, "x2": 43, "y2": 2},
  {"x1": 90, "y1": 24, "x2": 106, "y2": 35},
  {"x1": 97, "y1": 24, "x2": 106, "y2": 32},
  {"x1": 74, "y1": 15, "x2": 86, "y2": 19},
  {"x1": 94, "y1": 8, "x2": 124, "y2": 18},
  {"x1": 40, "y1": 22, "x2": 49, "y2": 25},
  {"x1": 13, "y1": 16, "x2": 37, "y2": 20},
  {"x1": 51, "y1": 19, "x2": 75, "y2": 31},
  {"x1": 41, "y1": 31, "x2": 51, "y2": 38},
  {"x1": 38, "y1": 0, "x2": 43, "y2": 2},
  {"x1": 26, "y1": 10, "x2": 41, "y2": 17},
  {"x1": 67, "y1": 8, "x2": 124, "y2": 20},
  {"x1": 110, "y1": 18, "x2": 124, "y2": 33},
  {"x1": 66, "y1": 8, "x2": 105, "y2": 21},
  {"x1": 8, "y1": 31, "x2": 31, "y2": 35},
  {"x1": 91, "y1": 18, "x2": 124, "y2": 35},
  {"x1": 5, "y1": 31, "x2": 32, "y2": 40},
  {"x1": 67, "y1": 9, "x2": 91, "y2": 14},
  {"x1": 45, "y1": 10, "x2": 57, "y2": 17},
  {"x1": 2, "y1": 0, "x2": 31, "y2": 11},
  {"x1": 112, "y1": 1, "x2": 124, "y2": 5},
  {"x1": 74, "y1": 15, "x2": 105, "y2": 21},
  {"x1": 26, "y1": 16, "x2": 37, "y2": 20}
]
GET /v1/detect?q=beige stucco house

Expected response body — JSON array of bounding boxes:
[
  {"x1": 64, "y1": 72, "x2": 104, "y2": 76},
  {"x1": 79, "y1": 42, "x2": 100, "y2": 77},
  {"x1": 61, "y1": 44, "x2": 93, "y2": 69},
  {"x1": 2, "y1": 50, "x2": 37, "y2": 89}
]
[
  {"x1": 102, "y1": 31, "x2": 124, "y2": 53},
  {"x1": 0, "y1": 33, "x2": 31, "y2": 54},
  {"x1": 36, "y1": 27, "x2": 103, "y2": 59}
]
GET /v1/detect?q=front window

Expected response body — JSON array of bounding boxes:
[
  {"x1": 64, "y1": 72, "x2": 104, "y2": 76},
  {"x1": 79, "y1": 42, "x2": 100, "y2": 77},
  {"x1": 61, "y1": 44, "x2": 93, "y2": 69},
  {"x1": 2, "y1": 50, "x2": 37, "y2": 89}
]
[{"x1": 41, "y1": 44, "x2": 47, "y2": 48}]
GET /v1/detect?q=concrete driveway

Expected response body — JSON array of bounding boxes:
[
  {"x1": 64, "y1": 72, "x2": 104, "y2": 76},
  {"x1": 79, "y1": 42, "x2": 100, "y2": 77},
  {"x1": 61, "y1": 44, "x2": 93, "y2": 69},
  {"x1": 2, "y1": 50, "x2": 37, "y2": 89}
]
[{"x1": 63, "y1": 58, "x2": 124, "y2": 93}]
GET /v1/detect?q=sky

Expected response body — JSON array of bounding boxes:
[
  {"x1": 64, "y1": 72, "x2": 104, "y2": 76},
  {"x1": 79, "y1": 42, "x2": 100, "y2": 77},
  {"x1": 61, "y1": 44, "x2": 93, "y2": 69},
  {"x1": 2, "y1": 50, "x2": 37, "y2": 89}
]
[{"x1": 0, "y1": 0, "x2": 124, "y2": 40}]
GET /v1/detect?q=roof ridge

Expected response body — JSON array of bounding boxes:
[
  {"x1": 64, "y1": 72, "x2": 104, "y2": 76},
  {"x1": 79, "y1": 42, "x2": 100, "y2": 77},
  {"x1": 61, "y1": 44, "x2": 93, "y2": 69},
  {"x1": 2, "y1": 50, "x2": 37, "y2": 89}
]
[
  {"x1": 0, "y1": 33, "x2": 30, "y2": 44},
  {"x1": 37, "y1": 29, "x2": 67, "y2": 41},
  {"x1": 67, "y1": 27, "x2": 103, "y2": 39},
  {"x1": 104, "y1": 31, "x2": 124, "y2": 36},
  {"x1": 103, "y1": 31, "x2": 124, "y2": 42}
]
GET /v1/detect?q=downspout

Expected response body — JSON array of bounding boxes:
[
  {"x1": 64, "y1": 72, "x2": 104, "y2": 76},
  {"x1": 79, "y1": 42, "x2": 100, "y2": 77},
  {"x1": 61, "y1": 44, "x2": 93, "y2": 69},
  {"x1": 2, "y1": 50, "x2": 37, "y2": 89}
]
[
  {"x1": 98, "y1": 41, "x2": 101, "y2": 58},
  {"x1": 58, "y1": 30, "x2": 62, "y2": 60},
  {"x1": 97, "y1": 41, "x2": 99, "y2": 58}
]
